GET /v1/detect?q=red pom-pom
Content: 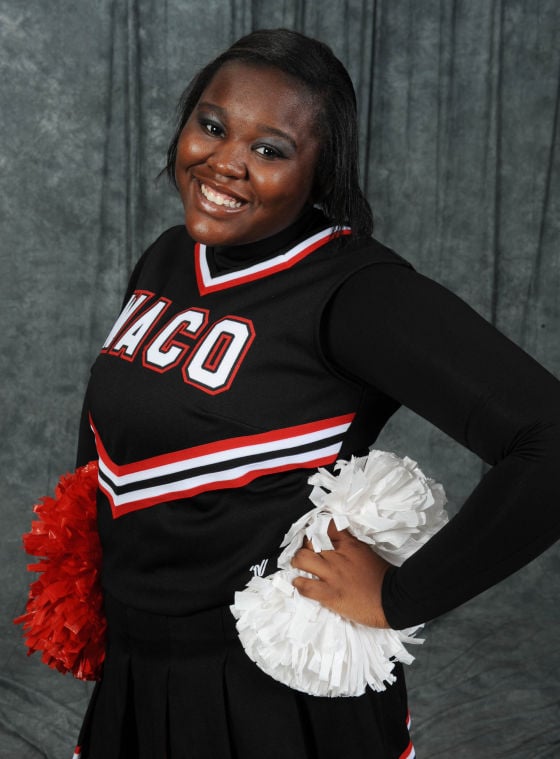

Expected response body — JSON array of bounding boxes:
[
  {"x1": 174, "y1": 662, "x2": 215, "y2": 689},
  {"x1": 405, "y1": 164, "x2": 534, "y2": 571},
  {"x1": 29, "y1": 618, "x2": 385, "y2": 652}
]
[{"x1": 14, "y1": 461, "x2": 106, "y2": 681}]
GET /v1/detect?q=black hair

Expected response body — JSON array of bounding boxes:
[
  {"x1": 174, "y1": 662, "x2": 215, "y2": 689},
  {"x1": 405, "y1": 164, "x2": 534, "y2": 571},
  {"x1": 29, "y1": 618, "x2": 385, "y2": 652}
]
[{"x1": 165, "y1": 28, "x2": 373, "y2": 238}]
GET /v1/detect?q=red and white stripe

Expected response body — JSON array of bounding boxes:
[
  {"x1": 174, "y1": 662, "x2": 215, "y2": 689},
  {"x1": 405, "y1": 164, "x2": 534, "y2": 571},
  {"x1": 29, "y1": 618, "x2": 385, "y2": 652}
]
[
  {"x1": 399, "y1": 740, "x2": 415, "y2": 759},
  {"x1": 398, "y1": 711, "x2": 415, "y2": 759},
  {"x1": 195, "y1": 226, "x2": 351, "y2": 294},
  {"x1": 91, "y1": 414, "x2": 355, "y2": 518}
]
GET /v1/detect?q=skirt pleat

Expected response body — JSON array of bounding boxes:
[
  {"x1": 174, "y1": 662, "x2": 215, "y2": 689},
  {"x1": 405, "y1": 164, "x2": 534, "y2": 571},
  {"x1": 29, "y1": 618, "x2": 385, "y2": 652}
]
[
  {"x1": 77, "y1": 594, "x2": 413, "y2": 759},
  {"x1": 86, "y1": 648, "x2": 136, "y2": 758},
  {"x1": 167, "y1": 644, "x2": 236, "y2": 759},
  {"x1": 130, "y1": 648, "x2": 169, "y2": 758}
]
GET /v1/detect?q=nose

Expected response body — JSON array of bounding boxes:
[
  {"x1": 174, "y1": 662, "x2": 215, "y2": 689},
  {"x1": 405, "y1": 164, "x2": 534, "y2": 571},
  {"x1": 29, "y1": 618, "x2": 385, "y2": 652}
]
[{"x1": 207, "y1": 140, "x2": 248, "y2": 180}]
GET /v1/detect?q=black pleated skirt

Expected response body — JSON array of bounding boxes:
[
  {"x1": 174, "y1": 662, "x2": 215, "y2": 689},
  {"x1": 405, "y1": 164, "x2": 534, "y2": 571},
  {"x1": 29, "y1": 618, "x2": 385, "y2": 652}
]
[{"x1": 74, "y1": 594, "x2": 415, "y2": 759}]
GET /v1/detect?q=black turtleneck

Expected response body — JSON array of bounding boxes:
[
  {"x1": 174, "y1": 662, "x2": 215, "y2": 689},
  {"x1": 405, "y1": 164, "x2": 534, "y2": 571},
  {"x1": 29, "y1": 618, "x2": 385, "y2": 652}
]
[{"x1": 209, "y1": 205, "x2": 329, "y2": 273}]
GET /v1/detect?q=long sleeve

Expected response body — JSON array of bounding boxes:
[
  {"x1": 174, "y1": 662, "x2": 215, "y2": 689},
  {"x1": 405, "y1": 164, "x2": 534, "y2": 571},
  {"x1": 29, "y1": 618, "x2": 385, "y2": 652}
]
[{"x1": 324, "y1": 263, "x2": 560, "y2": 630}]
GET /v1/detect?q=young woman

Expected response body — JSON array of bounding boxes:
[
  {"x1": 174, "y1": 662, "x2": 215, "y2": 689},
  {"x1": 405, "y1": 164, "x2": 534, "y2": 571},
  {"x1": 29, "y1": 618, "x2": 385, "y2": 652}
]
[{"x1": 74, "y1": 28, "x2": 560, "y2": 759}]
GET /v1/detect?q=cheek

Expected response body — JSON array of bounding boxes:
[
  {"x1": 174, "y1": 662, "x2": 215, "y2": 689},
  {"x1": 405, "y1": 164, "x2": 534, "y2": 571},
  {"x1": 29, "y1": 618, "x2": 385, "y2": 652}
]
[
  {"x1": 255, "y1": 166, "x2": 315, "y2": 207},
  {"x1": 176, "y1": 127, "x2": 205, "y2": 164}
]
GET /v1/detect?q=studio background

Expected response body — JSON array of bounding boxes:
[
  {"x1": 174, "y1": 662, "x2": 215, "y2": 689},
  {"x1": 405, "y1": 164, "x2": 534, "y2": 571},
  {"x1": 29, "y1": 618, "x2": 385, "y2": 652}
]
[{"x1": 1, "y1": 1, "x2": 559, "y2": 757}]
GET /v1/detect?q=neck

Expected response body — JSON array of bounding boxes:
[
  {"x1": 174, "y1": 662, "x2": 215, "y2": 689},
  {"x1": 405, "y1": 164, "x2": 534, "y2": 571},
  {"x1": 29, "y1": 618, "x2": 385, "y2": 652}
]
[{"x1": 210, "y1": 206, "x2": 329, "y2": 271}]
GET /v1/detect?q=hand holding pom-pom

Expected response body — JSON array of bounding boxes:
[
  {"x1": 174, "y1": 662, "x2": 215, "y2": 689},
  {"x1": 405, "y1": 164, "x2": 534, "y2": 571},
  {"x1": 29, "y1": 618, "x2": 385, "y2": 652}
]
[
  {"x1": 14, "y1": 461, "x2": 106, "y2": 681},
  {"x1": 231, "y1": 450, "x2": 448, "y2": 697},
  {"x1": 291, "y1": 523, "x2": 392, "y2": 629}
]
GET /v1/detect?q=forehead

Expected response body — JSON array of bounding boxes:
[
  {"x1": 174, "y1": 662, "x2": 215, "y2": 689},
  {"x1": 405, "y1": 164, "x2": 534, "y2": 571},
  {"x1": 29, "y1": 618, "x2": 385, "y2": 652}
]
[{"x1": 198, "y1": 61, "x2": 319, "y2": 134}]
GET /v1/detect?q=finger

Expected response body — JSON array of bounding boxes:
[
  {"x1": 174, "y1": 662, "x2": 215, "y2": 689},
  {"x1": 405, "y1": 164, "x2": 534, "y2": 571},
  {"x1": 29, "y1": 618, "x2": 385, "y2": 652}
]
[
  {"x1": 326, "y1": 521, "x2": 358, "y2": 546},
  {"x1": 294, "y1": 546, "x2": 325, "y2": 561},
  {"x1": 326, "y1": 520, "x2": 346, "y2": 540},
  {"x1": 302, "y1": 534, "x2": 335, "y2": 551},
  {"x1": 291, "y1": 548, "x2": 330, "y2": 578},
  {"x1": 292, "y1": 575, "x2": 329, "y2": 603}
]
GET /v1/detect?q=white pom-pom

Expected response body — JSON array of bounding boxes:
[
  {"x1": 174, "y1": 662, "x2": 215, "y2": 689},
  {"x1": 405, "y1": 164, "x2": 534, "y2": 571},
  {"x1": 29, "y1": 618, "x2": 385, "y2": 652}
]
[{"x1": 231, "y1": 450, "x2": 447, "y2": 697}]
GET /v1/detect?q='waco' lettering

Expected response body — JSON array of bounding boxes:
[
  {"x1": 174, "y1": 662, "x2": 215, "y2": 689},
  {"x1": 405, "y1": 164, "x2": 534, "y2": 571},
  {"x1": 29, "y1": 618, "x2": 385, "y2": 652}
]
[{"x1": 102, "y1": 291, "x2": 255, "y2": 395}]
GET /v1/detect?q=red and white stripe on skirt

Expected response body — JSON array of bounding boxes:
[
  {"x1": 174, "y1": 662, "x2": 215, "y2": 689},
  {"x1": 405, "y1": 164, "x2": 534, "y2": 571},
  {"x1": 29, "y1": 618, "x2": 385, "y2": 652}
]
[{"x1": 400, "y1": 711, "x2": 416, "y2": 758}]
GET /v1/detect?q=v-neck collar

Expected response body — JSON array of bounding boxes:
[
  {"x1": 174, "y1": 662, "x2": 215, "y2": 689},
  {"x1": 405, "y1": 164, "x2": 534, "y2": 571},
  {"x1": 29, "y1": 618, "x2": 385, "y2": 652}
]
[{"x1": 194, "y1": 224, "x2": 351, "y2": 295}]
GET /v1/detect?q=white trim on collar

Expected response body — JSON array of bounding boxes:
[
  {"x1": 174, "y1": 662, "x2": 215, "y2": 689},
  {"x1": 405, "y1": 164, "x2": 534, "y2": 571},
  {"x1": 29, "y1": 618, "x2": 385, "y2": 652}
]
[{"x1": 194, "y1": 226, "x2": 351, "y2": 295}]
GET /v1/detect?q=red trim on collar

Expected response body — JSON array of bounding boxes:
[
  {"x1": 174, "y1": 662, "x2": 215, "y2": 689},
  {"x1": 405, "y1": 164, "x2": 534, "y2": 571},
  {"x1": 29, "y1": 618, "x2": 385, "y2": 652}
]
[{"x1": 195, "y1": 226, "x2": 351, "y2": 295}]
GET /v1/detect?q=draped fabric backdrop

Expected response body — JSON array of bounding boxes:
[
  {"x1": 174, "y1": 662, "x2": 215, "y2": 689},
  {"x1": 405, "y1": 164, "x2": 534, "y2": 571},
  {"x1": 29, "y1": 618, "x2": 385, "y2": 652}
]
[{"x1": 1, "y1": 1, "x2": 559, "y2": 756}]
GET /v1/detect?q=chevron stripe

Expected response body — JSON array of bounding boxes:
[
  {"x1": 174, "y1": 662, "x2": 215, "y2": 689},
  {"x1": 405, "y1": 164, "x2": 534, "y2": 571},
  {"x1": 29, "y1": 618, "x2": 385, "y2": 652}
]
[{"x1": 91, "y1": 414, "x2": 355, "y2": 518}]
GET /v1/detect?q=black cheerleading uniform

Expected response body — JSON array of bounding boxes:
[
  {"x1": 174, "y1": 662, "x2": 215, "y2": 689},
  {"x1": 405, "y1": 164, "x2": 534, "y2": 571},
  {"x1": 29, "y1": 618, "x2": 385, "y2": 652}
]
[{"x1": 75, "y1": 207, "x2": 560, "y2": 759}]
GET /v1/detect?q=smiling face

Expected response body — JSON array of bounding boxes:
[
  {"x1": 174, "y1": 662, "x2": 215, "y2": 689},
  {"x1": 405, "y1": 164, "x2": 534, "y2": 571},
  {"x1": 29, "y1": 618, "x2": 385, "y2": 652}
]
[{"x1": 175, "y1": 62, "x2": 322, "y2": 247}]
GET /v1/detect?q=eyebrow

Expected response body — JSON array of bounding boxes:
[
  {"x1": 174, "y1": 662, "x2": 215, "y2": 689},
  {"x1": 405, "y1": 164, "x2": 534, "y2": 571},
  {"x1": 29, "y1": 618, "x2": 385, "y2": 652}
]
[
  {"x1": 197, "y1": 101, "x2": 298, "y2": 151},
  {"x1": 256, "y1": 124, "x2": 297, "y2": 151}
]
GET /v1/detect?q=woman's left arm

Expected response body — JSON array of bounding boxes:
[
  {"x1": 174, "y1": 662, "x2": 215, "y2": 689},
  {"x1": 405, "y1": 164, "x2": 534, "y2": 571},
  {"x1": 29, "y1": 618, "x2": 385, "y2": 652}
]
[{"x1": 295, "y1": 262, "x2": 560, "y2": 630}]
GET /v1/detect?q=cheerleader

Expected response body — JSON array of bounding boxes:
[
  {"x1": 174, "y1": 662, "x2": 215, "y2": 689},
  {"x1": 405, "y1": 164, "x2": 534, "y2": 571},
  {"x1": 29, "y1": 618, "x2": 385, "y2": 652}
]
[{"x1": 21, "y1": 28, "x2": 560, "y2": 759}]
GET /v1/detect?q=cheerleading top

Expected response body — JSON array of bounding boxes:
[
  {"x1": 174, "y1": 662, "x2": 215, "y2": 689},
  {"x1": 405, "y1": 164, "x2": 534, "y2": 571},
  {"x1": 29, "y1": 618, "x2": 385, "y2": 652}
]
[{"x1": 77, "y1": 207, "x2": 560, "y2": 631}]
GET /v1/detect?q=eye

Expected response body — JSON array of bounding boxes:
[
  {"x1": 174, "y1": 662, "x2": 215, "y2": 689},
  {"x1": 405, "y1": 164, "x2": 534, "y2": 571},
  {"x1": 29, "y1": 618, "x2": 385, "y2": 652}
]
[
  {"x1": 199, "y1": 118, "x2": 224, "y2": 137},
  {"x1": 254, "y1": 144, "x2": 284, "y2": 159}
]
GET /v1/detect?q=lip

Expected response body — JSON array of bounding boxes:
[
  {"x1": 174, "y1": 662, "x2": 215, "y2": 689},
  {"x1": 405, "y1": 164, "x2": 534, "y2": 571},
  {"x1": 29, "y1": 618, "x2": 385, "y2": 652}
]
[
  {"x1": 190, "y1": 179, "x2": 249, "y2": 219},
  {"x1": 193, "y1": 183, "x2": 249, "y2": 220},
  {"x1": 191, "y1": 176, "x2": 251, "y2": 214}
]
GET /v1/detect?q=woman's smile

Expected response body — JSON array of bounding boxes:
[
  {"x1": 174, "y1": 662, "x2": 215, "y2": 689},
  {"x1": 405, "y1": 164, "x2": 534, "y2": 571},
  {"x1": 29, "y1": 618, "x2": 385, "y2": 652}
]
[
  {"x1": 175, "y1": 61, "x2": 321, "y2": 247},
  {"x1": 198, "y1": 181, "x2": 244, "y2": 209}
]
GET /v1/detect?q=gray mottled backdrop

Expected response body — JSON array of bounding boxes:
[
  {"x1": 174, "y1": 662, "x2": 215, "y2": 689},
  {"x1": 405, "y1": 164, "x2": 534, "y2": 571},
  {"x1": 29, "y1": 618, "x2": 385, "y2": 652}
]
[{"x1": 1, "y1": 1, "x2": 559, "y2": 757}]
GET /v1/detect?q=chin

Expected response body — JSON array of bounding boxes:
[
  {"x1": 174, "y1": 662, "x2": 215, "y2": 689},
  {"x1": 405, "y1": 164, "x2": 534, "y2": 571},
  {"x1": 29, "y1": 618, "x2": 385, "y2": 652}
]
[
  {"x1": 187, "y1": 229, "x2": 240, "y2": 247},
  {"x1": 184, "y1": 218, "x2": 221, "y2": 247},
  {"x1": 184, "y1": 216, "x2": 250, "y2": 247}
]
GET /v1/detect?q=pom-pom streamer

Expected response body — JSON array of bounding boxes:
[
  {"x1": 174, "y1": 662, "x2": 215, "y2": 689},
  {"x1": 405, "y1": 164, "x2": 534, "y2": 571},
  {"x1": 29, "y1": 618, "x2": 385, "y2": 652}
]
[
  {"x1": 14, "y1": 462, "x2": 106, "y2": 681},
  {"x1": 231, "y1": 450, "x2": 448, "y2": 697}
]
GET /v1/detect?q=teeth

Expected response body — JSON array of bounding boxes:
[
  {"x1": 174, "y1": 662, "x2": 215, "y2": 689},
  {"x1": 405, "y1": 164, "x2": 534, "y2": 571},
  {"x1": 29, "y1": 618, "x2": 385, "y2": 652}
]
[{"x1": 200, "y1": 183, "x2": 243, "y2": 209}]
